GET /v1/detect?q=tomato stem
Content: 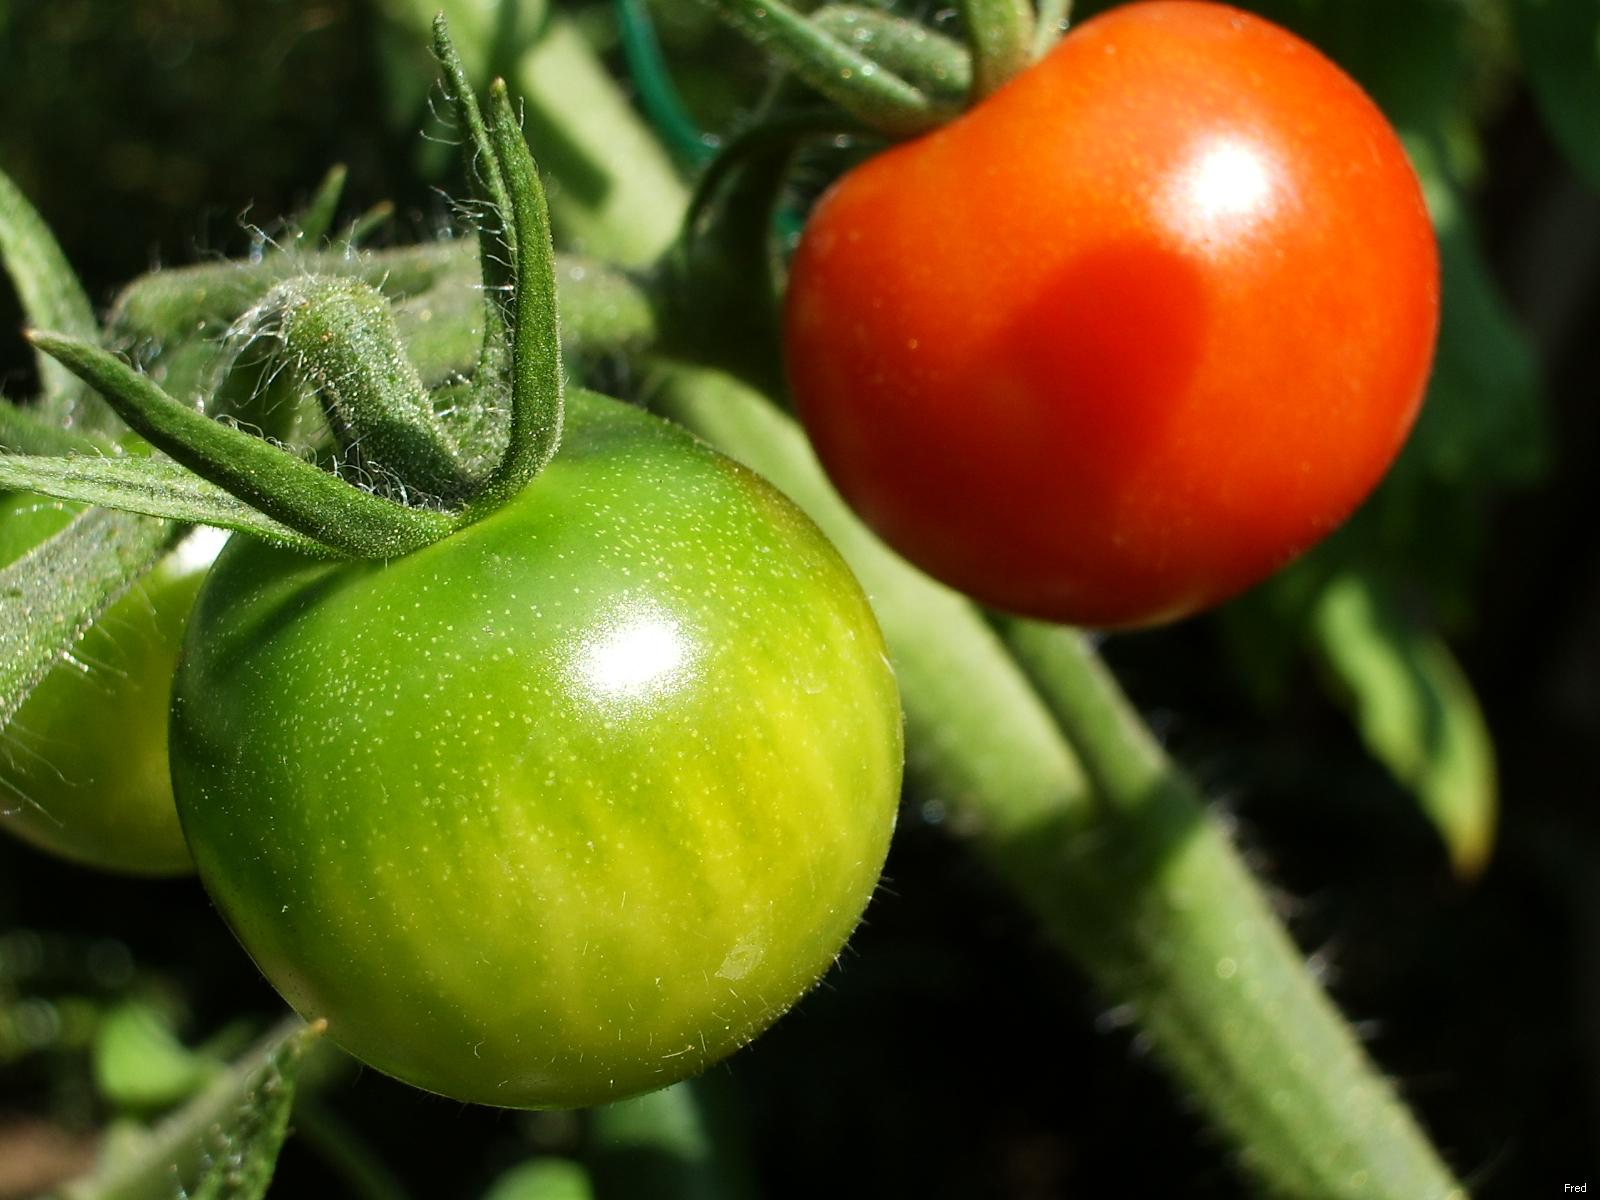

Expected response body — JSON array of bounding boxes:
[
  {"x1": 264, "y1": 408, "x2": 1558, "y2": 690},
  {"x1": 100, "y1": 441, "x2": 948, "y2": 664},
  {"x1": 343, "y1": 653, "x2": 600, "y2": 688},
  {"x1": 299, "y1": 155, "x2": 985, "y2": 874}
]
[{"x1": 996, "y1": 618, "x2": 1467, "y2": 1199}]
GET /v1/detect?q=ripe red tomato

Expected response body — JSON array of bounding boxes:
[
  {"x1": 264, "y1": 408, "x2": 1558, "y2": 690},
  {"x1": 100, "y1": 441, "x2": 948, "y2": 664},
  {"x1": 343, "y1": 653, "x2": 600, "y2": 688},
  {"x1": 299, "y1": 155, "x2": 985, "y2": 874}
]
[{"x1": 785, "y1": 1, "x2": 1439, "y2": 628}]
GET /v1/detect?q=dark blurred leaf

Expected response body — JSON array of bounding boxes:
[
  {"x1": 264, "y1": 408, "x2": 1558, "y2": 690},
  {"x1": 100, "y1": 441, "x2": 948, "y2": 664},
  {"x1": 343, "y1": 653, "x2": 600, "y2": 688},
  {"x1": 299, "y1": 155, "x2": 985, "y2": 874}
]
[{"x1": 1514, "y1": 0, "x2": 1600, "y2": 189}]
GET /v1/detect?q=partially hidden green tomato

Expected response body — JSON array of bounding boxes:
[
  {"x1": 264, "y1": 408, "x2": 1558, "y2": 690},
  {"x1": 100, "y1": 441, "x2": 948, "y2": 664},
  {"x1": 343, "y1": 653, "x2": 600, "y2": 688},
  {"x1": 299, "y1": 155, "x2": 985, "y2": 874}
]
[
  {"x1": 170, "y1": 390, "x2": 904, "y2": 1109},
  {"x1": 0, "y1": 497, "x2": 222, "y2": 875}
]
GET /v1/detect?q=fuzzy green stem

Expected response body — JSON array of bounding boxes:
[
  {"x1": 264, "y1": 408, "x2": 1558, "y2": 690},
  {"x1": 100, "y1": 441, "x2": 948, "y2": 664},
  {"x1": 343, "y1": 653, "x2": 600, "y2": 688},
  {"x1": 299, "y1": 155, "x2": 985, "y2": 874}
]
[
  {"x1": 997, "y1": 619, "x2": 1466, "y2": 1199},
  {"x1": 263, "y1": 276, "x2": 474, "y2": 504}
]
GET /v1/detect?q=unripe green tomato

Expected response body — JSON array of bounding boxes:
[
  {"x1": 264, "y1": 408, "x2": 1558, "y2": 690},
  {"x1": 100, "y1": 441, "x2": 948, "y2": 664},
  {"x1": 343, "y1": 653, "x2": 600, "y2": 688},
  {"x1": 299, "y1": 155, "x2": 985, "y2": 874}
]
[
  {"x1": 0, "y1": 496, "x2": 221, "y2": 875},
  {"x1": 170, "y1": 390, "x2": 903, "y2": 1108}
]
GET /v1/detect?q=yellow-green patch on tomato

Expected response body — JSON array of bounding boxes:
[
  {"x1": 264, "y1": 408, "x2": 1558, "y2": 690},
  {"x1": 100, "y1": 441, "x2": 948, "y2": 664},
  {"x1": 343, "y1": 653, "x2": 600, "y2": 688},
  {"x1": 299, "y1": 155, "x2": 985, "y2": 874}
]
[{"x1": 170, "y1": 390, "x2": 903, "y2": 1108}]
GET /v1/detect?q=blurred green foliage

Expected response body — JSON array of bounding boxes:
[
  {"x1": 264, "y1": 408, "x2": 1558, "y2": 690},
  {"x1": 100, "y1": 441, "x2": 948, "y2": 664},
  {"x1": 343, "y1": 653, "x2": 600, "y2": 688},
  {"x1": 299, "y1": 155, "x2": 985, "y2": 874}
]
[{"x1": 0, "y1": 0, "x2": 1597, "y2": 1195}]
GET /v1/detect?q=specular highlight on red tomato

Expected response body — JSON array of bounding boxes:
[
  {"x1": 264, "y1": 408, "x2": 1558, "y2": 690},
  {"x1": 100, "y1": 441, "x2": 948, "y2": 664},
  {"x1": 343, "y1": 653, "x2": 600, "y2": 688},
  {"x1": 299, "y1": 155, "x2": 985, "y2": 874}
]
[{"x1": 784, "y1": 0, "x2": 1440, "y2": 628}]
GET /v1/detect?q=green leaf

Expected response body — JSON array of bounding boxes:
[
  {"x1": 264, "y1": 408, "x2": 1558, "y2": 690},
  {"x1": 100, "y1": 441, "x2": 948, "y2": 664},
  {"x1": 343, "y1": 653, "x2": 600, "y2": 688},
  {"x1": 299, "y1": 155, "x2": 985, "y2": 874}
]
[
  {"x1": 29, "y1": 332, "x2": 457, "y2": 560},
  {"x1": 0, "y1": 454, "x2": 335, "y2": 555},
  {"x1": 62, "y1": 1017, "x2": 324, "y2": 1200},
  {"x1": 93, "y1": 1002, "x2": 218, "y2": 1112},
  {"x1": 1515, "y1": 0, "x2": 1600, "y2": 189},
  {"x1": 482, "y1": 1160, "x2": 594, "y2": 1200},
  {"x1": 0, "y1": 166, "x2": 104, "y2": 424},
  {"x1": 0, "y1": 507, "x2": 181, "y2": 729},
  {"x1": 1310, "y1": 572, "x2": 1497, "y2": 878},
  {"x1": 282, "y1": 164, "x2": 348, "y2": 251}
]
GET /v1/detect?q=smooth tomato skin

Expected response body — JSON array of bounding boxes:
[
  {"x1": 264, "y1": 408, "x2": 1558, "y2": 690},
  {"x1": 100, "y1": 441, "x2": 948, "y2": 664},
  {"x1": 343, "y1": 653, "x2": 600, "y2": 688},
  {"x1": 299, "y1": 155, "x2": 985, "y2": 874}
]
[
  {"x1": 0, "y1": 496, "x2": 218, "y2": 875},
  {"x1": 785, "y1": 1, "x2": 1439, "y2": 627},
  {"x1": 170, "y1": 390, "x2": 903, "y2": 1109}
]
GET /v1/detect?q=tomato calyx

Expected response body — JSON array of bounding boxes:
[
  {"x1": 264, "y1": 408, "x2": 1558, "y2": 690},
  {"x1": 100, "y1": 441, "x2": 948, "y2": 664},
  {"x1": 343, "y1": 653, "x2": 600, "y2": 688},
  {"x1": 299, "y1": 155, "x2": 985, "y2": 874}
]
[{"x1": 0, "y1": 20, "x2": 564, "y2": 564}]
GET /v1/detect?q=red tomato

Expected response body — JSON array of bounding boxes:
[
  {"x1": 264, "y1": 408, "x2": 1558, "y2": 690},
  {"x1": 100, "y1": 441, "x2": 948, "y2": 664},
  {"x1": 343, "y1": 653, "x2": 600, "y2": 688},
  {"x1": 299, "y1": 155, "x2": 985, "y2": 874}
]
[{"x1": 784, "y1": 1, "x2": 1439, "y2": 628}]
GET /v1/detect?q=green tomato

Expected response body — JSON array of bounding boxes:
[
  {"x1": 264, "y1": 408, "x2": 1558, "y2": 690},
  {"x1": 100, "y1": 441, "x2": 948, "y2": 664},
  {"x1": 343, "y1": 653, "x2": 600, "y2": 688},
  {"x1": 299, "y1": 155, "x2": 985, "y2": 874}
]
[
  {"x1": 0, "y1": 496, "x2": 221, "y2": 875},
  {"x1": 170, "y1": 390, "x2": 903, "y2": 1109}
]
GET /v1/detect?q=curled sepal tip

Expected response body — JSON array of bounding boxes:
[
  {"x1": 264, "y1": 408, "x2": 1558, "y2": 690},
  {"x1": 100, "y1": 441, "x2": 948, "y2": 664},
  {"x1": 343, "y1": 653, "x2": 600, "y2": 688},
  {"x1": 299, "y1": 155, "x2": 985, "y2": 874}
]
[
  {"x1": 27, "y1": 329, "x2": 458, "y2": 560},
  {"x1": 471, "y1": 79, "x2": 565, "y2": 514}
]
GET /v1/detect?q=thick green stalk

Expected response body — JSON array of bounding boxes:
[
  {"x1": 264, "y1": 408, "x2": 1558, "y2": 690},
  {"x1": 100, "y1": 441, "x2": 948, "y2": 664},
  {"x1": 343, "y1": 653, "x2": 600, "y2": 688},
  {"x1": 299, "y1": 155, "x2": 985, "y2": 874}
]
[{"x1": 998, "y1": 621, "x2": 1465, "y2": 1198}]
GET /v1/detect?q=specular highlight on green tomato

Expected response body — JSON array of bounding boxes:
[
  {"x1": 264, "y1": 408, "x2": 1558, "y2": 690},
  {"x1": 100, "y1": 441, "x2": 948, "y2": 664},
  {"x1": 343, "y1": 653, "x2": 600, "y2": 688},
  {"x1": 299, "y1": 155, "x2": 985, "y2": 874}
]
[
  {"x1": 0, "y1": 495, "x2": 221, "y2": 875},
  {"x1": 785, "y1": 1, "x2": 1439, "y2": 628},
  {"x1": 170, "y1": 390, "x2": 904, "y2": 1109}
]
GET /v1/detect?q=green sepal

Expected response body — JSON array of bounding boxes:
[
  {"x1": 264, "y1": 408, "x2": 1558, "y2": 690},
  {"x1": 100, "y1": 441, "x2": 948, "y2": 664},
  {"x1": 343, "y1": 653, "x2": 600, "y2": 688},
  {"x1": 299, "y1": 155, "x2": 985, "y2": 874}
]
[
  {"x1": 956, "y1": 0, "x2": 1034, "y2": 100},
  {"x1": 810, "y1": 6, "x2": 972, "y2": 104},
  {"x1": 0, "y1": 453, "x2": 337, "y2": 557},
  {"x1": 432, "y1": 15, "x2": 514, "y2": 387},
  {"x1": 106, "y1": 242, "x2": 465, "y2": 361},
  {"x1": 0, "y1": 507, "x2": 182, "y2": 728},
  {"x1": 471, "y1": 79, "x2": 566, "y2": 511},
  {"x1": 658, "y1": 115, "x2": 844, "y2": 396},
  {"x1": 701, "y1": 0, "x2": 954, "y2": 136},
  {"x1": 29, "y1": 331, "x2": 457, "y2": 559}
]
